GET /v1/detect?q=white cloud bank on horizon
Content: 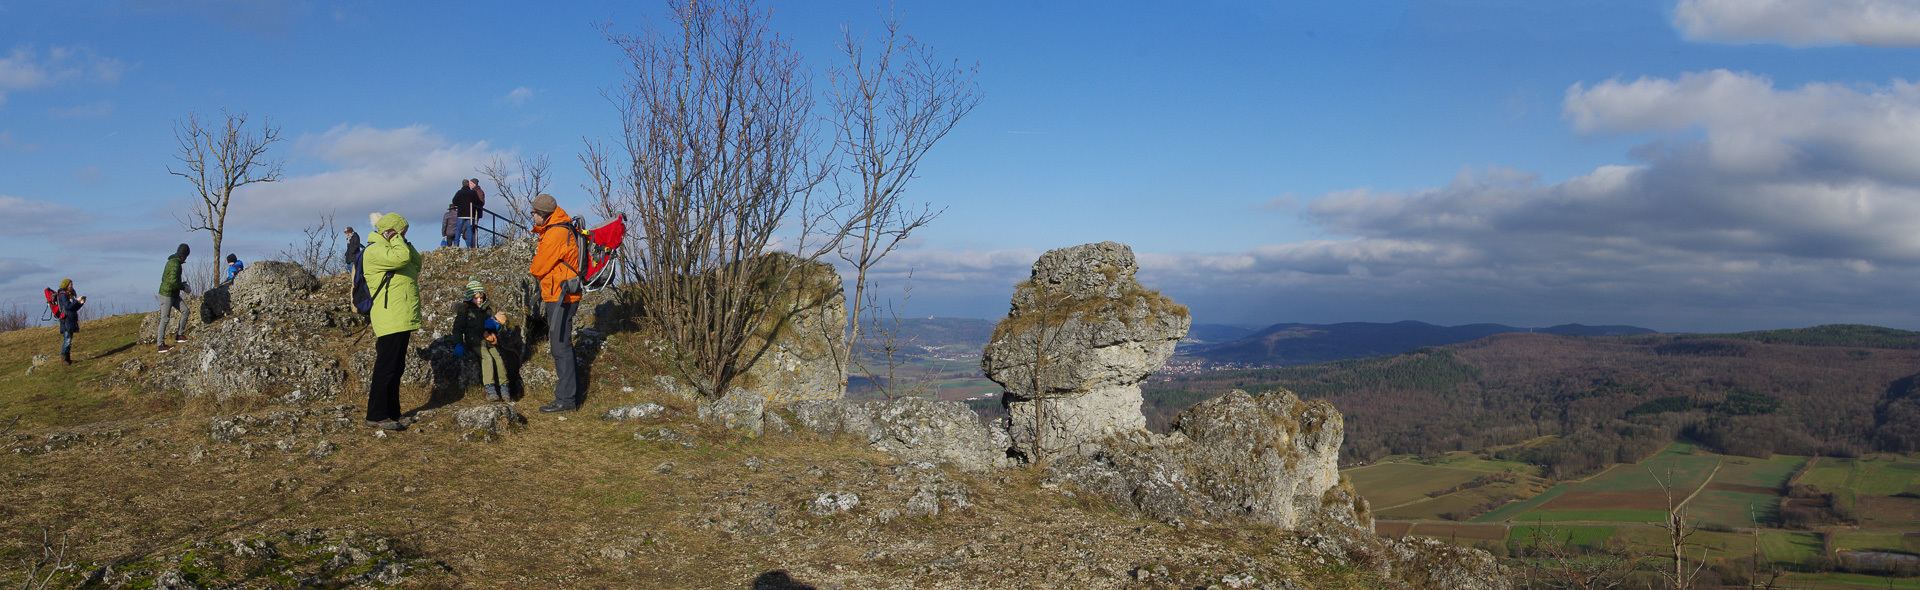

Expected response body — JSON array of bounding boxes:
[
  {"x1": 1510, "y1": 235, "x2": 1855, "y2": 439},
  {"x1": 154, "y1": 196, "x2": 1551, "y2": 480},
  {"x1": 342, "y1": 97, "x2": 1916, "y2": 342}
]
[
  {"x1": 875, "y1": 69, "x2": 1920, "y2": 332},
  {"x1": 1674, "y1": 0, "x2": 1920, "y2": 47}
]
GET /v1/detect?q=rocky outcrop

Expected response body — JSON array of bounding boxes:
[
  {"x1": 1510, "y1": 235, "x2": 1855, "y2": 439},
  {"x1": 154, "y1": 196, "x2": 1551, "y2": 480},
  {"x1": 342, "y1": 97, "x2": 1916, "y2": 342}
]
[
  {"x1": 981, "y1": 241, "x2": 1189, "y2": 459},
  {"x1": 736, "y1": 257, "x2": 847, "y2": 405},
  {"x1": 137, "y1": 263, "x2": 349, "y2": 405},
  {"x1": 1044, "y1": 388, "x2": 1365, "y2": 531},
  {"x1": 788, "y1": 397, "x2": 1013, "y2": 472},
  {"x1": 698, "y1": 388, "x2": 768, "y2": 437}
]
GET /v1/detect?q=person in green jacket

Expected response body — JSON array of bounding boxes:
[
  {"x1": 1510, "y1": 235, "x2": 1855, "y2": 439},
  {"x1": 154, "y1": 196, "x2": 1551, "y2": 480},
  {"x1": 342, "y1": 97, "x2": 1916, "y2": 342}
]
[
  {"x1": 452, "y1": 279, "x2": 512, "y2": 401},
  {"x1": 155, "y1": 243, "x2": 194, "y2": 353},
  {"x1": 364, "y1": 213, "x2": 423, "y2": 431}
]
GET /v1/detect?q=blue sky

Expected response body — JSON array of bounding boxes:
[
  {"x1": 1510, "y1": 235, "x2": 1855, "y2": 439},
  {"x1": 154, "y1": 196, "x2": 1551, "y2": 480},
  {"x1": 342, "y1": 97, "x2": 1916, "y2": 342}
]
[{"x1": 6, "y1": 0, "x2": 1920, "y2": 332}]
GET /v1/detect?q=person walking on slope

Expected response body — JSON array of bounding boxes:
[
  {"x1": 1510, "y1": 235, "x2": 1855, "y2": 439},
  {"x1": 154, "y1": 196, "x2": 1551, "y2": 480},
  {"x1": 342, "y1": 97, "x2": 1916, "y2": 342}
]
[
  {"x1": 53, "y1": 279, "x2": 85, "y2": 365},
  {"x1": 155, "y1": 243, "x2": 194, "y2": 353},
  {"x1": 452, "y1": 279, "x2": 511, "y2": 401},
  {"x1": 363, "y1": 213, "x2": 424, "y2": 431},
  {"x1": 225, "y1": 254, "x2": 245, "y2": 283},
  {"x1": 528, "y1": 193, "x2": 582, "y2": 413},
  {"x1": 453, "y1": 179, "x2": 480, "y2": 248}
]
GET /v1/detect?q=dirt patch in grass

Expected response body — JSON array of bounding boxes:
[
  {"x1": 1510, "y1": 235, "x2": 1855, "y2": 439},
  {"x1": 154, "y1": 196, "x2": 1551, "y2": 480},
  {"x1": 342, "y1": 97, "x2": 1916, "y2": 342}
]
[{"x1": 1538, "y1": 491, "x2": 1671, "y2": 512}]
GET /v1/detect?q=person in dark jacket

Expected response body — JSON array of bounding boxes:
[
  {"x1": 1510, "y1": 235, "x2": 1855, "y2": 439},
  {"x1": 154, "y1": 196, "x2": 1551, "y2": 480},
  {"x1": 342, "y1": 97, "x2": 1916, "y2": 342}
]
[
  {"x1": 53, "y1": 279, "x2": 85, "y2": 365},
  {"x1": 453, "y1": 180, "x2": 480, "y2": 248},
  {"x1": 156, "y1": 243, "x2": 193, "y2": 353},
  {"x1": 452, "y1": 279, "x2": 511, "y2": 401},
  {"x1": 343, "y1": 226, "x2": 363, "y2": 266},
  {"x1": 440, "y1": 203, "x2": 459, "y2": 248}
]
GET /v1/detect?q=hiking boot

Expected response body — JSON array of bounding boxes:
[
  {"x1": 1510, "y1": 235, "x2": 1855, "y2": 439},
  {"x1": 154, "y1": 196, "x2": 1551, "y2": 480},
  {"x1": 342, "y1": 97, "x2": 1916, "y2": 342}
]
[
  {"x1": 396, "y1": 415, "x2": 418, "y2": 426},
  {"x1": 60, "y1": 354, "x2": 70, "y2": 365},
  {"x1": 365, "y1": 419, "x2": 406, "y2": 431},
  {"x1": 485, "y1": 390, "x2": 501, "y2": 402},
  {"x1": 157, "y1": 345, "x2": 172, "y2": 354},
  {"x1": 538, "y1": 402, "x2": 577, "y2": 413},
  {"x1": 173, "y1": 334, "x2": 188, "y2": 343}
]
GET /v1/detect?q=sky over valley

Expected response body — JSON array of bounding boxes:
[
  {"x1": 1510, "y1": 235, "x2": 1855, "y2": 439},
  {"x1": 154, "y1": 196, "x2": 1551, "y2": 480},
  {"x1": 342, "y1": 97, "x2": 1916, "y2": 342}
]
[{"x1": 5, "y1": 0, "x2": 1920, "y2": 333}]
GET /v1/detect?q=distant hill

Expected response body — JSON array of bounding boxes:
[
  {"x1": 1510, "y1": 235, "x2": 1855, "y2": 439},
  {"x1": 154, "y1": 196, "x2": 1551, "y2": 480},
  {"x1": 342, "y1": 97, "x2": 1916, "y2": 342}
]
[
  {"x1": 1186, "y1": 320, "x2": 1657, "y2": 366},
  {"x1": 1145, "y1": 324, "x2": 1920, "y2": 477},
  {"x1": 1180, "y1": 324, "x2": 1259, "y2": 347}
]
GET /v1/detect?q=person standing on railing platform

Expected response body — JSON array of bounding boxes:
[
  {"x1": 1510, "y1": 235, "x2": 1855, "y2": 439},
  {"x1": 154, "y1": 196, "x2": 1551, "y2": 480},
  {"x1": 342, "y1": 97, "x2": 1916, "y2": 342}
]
[{"x1": 453, "y1": 179, "x2": 480, "y2": 248}]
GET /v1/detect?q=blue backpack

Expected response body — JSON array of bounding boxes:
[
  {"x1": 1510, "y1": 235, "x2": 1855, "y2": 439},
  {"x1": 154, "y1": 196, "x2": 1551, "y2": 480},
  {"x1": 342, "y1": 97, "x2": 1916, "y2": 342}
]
[{"x1": 350, "y1": 248, "x2": 394, "y2": 316}]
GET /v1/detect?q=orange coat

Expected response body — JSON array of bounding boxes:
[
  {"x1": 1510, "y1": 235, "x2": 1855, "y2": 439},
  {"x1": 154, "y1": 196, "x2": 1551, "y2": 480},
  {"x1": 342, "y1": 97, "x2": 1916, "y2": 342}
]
[{"x1": 529, "y1": 206, "x2": 582, "y2": 303}]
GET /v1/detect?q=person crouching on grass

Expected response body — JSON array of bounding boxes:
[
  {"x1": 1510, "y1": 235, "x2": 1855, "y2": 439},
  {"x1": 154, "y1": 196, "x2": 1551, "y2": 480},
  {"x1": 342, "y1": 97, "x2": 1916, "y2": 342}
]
[
  {"x1": 452, "y1": 279, "x2": 512, "y2": 401},
  {"x1": 363, "y1": 212, "x2": 423, "y2": 431}
]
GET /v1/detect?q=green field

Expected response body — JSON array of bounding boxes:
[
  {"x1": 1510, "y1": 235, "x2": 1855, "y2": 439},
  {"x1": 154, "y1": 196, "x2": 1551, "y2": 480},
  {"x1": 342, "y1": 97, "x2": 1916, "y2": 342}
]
[
  {"x1": 1509, "y1": 525, "x2": 1616, "y2": 550},
  {"x1": 1346, "y1": 463, "x2": 1487, "y2": 509},
  {"x1": 1760, "y1": 532, "x2": 1826, "y2": 562},
  {"x1": 1474, "y1": 484, "x2": 1568, "y2": 523}
]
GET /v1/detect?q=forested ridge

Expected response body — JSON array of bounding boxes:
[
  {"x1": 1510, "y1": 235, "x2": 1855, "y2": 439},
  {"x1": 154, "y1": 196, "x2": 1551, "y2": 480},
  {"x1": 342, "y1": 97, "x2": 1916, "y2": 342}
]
[{"x1": 1145, "y1": 324, "x2": 1920, "y2": 478}]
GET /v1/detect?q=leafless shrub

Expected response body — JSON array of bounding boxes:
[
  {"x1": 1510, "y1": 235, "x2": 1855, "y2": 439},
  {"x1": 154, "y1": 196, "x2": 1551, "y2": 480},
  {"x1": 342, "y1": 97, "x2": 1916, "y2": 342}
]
[
  {"x1": 279, "y1": 211, "x2": 346, "y2": 277},
  {"x1": 0, "y1": 302, "x2": 29, "y2": 333}
]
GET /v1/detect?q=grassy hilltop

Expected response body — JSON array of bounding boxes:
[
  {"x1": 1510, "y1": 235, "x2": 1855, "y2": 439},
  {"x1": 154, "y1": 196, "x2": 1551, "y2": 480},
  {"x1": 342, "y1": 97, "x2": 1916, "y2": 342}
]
[{"x1": 0, "y1": 313, "x2": 1406, "y2": 589}]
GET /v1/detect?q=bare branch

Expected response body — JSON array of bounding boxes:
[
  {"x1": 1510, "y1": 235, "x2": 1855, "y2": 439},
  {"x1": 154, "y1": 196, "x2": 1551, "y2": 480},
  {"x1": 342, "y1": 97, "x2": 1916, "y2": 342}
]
[{"x1": 168, "y1": 108, "x2": 284, "y2": 265}]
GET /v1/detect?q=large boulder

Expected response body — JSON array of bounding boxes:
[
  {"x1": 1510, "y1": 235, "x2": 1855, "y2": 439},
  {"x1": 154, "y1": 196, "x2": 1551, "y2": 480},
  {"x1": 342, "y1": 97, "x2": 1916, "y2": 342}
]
[
  {"x1": 1044, "y1": 388, "x2": 1366, "y2": 532},
  {"x1": 735, "y1": 256, "x2": 847, "y2": 405},
  {"x1": 788, "y1": 397, "x2": 1012, "y2": 472},
  {"x1": 981, "y1": 242, "x2": 1189, "y2": 459}
]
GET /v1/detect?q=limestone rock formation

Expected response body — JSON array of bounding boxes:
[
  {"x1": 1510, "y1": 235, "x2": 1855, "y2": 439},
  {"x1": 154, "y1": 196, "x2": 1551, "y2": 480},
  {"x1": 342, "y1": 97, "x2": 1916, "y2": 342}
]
[
  {"x1": 698, "y1": 388, "x2": 768, "y2": 437},
  {"x1": 735, "y1": 257, "x2": 847, "y2": 405},
  {"x1": 981, "y1": 241, "x2": 1189, "y2": 458},
  {"x1": 140, "y1": 263, "x2": 348, "y2": 405},
  {"x1": 1044, "y1": 388, "x2": 1365, "y2": 531},
  {"x1": 788, "y1": 397, "x2": 1012, "y2": 472}
]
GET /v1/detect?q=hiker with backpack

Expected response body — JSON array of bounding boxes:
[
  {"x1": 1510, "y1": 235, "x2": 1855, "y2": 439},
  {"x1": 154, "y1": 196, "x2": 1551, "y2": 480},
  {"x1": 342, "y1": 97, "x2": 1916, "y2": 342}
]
[
  {"x1": 452, "y1": 279, "x2": 511, "y2": 401},
  {"x1": 52, "y1": 279, "x2": 84, "y2": 365},
  {"x1": 363, "y1": 213, "x2": 423, "y2": 431},
  {"x1": 156, "y1": 243, "x2": 193, "y2": 353},
  {"x1": 529, "y1": 193, "x2": 583, "y2": 413}
]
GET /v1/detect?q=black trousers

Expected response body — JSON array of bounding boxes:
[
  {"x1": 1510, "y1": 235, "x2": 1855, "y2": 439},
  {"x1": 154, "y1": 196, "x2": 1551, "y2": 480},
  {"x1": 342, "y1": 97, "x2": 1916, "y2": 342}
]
[{"x1": 367, "y1": 330, "x2": 412, "y2": 422}]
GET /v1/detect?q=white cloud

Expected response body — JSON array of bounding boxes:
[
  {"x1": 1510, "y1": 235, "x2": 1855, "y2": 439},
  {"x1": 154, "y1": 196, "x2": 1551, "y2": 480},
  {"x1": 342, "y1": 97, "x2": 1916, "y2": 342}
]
[
  {"x1": 0, "y1": 196, "x2": 83, "y2": 232},
  {"x1": 48, "y1": 99, "x2": 113, "y2": 119},
  {"x1": 0, "y1": 45, "x2": 123, "y2": 91},
  {"x1": 1675, "y1": 0, "x2": 1920, "y2": 47},
  {"x1": 232, "y1": 124, "x2": 509, "y2": 233},
  {"x1": 502, "y1": 86, "x2": 534, "y2": 107},
  {"x1": 1106, "y1": 69, "x2": 1920, "y2": 331}
]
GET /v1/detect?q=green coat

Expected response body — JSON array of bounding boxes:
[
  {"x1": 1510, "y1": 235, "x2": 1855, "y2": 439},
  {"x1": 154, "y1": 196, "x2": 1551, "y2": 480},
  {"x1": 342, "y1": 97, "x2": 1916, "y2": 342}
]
[
  {"x1": 364, "y1": 213, "x2": 423, "y2": 337},
  {"x1": 158, "y1": 256, "x2": 184, "y2": 297}
]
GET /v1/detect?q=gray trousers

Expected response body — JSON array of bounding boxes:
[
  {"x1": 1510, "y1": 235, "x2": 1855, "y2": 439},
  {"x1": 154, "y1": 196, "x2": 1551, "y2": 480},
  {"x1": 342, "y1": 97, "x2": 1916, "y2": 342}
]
[
  {"x1": 154, "y1": 294, "x2": 185, "y2": 344},
  {"x1": 545, "y1": 300, "x2": 579, "y2": 406}
]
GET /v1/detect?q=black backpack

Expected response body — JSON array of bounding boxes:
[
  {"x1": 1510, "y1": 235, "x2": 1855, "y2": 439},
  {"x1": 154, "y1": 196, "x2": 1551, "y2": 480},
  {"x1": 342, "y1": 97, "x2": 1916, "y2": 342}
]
[{"x1": 350, "y1": 247, "x2": 394, "y2": 315}]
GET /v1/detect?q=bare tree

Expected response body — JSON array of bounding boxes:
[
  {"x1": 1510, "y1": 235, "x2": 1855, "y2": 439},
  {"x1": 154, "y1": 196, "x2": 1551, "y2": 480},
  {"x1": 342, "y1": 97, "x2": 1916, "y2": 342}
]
[
  {"x1": 1651, "y1": 466, "x2": 1709, "y2": 590},
  {"x1": 602, "y1": 0, "x2": 830, "y2": 399},
  {"x1": 169, "y1": 108, "x2": 284, "y2": 267},
  {"x1": 278, "y1": 211, "x2": 344, "y2": 276},
  {"x1": 480, "y1": 153, "x2": 550, "y2": 232},
  {"x1": 854, "y1": 271, "x2": 939, "y2": 400},
  {"x1": 827, "y1": 10, "x2": 979, "y2": 376}
]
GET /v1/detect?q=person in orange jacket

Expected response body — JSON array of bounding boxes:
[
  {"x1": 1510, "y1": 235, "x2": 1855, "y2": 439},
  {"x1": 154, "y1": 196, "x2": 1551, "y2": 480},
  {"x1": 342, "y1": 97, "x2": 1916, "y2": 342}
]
[{"x1": 528, "y1": 193, "x2": 582, "y2": 412}]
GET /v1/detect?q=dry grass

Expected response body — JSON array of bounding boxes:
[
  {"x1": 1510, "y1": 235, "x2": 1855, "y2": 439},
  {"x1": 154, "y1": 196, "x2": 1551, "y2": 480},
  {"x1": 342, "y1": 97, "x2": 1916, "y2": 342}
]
[{"x1": 0, "y1": 315, "x2": 1393, "y2": 589}]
